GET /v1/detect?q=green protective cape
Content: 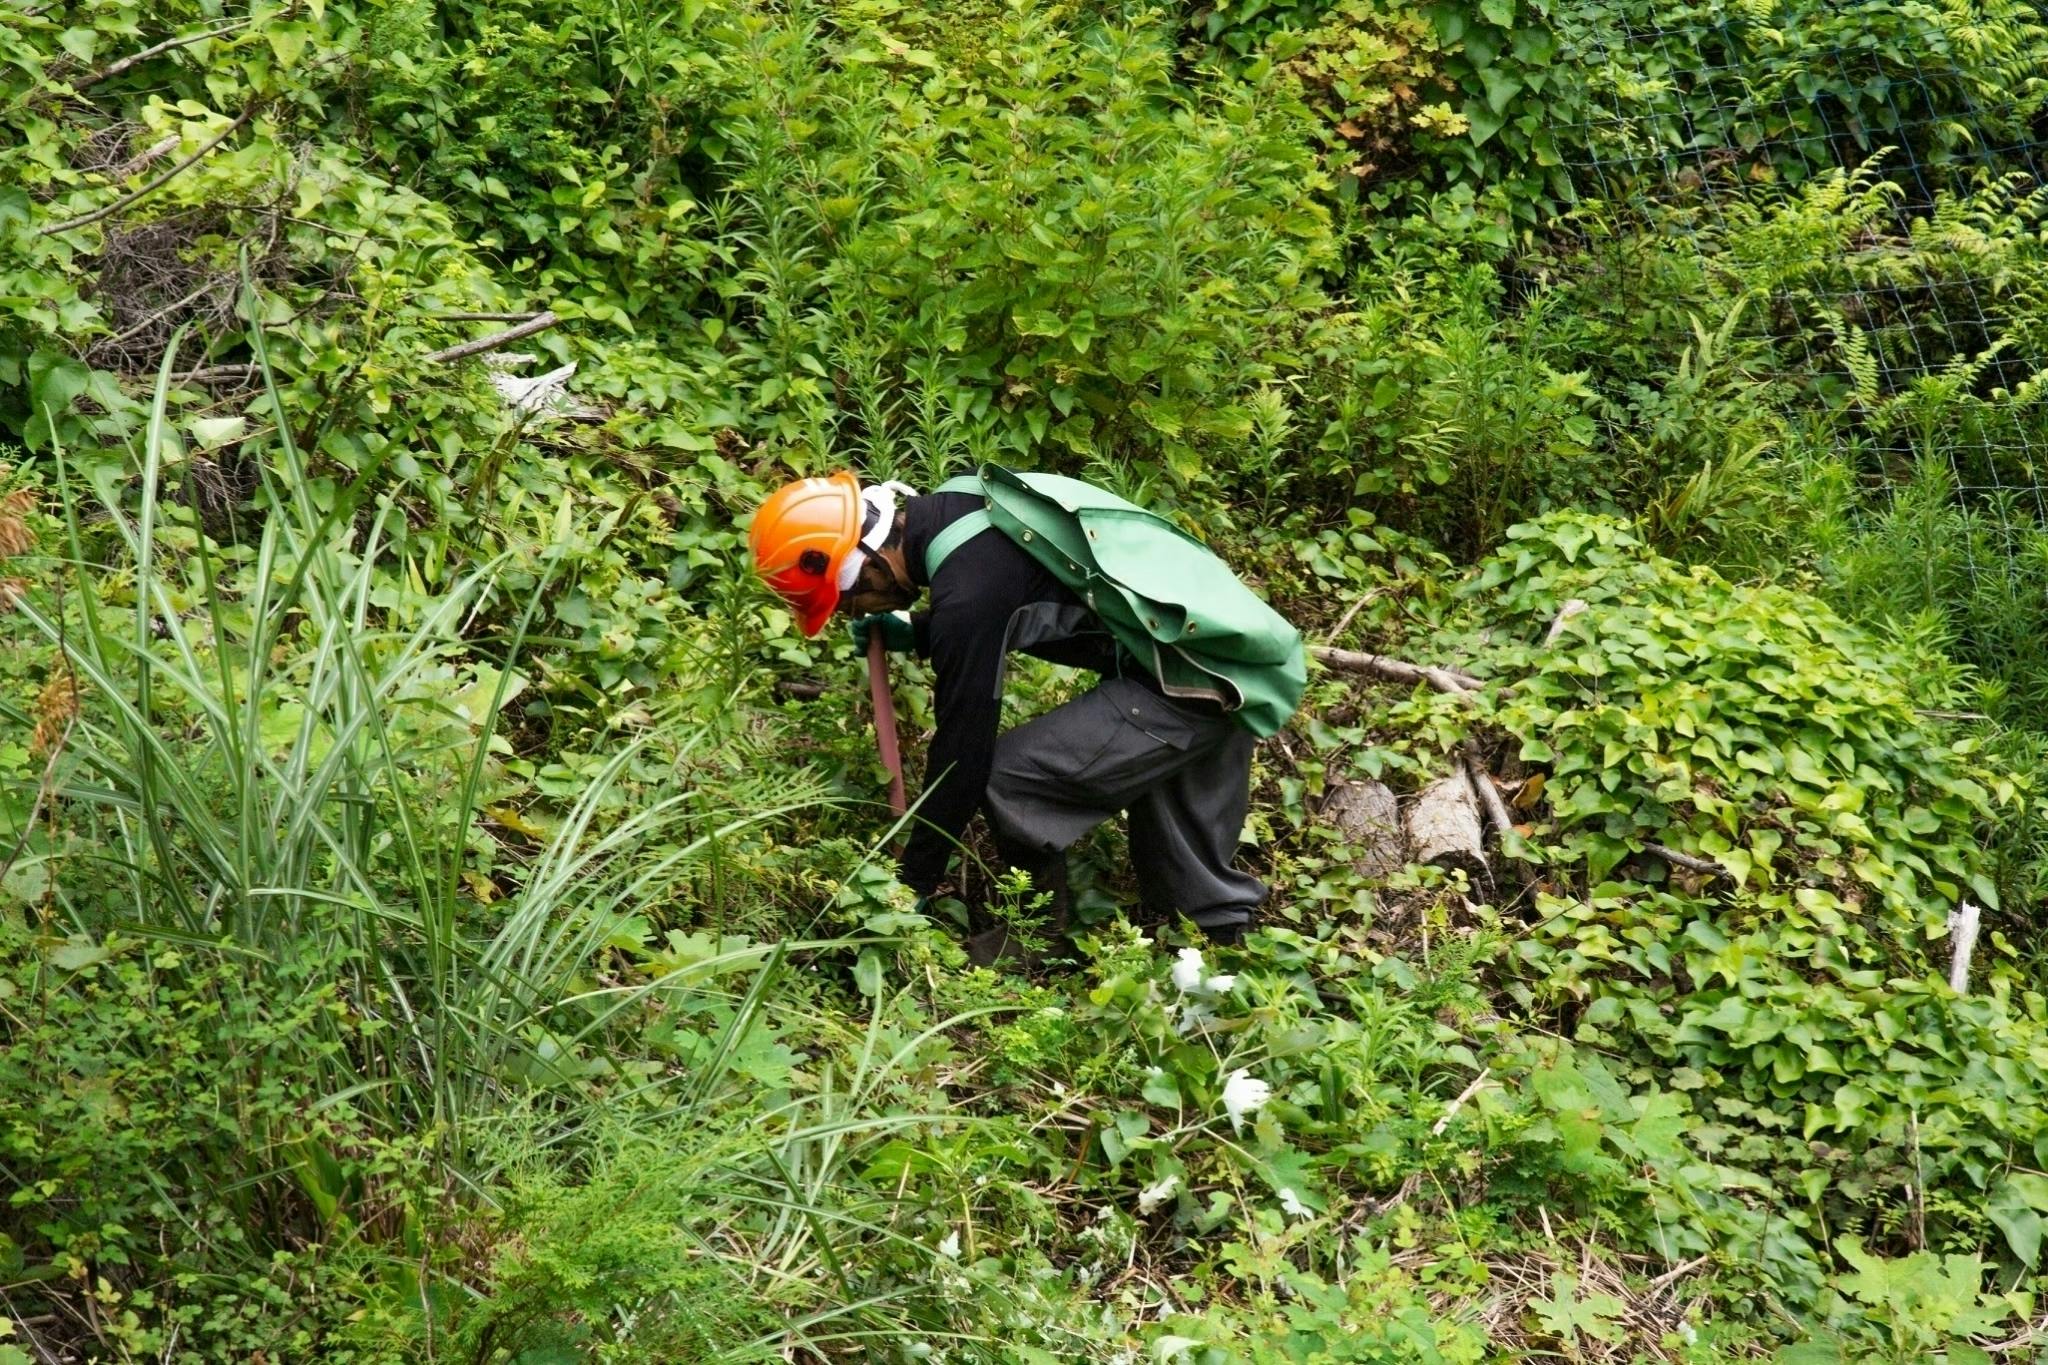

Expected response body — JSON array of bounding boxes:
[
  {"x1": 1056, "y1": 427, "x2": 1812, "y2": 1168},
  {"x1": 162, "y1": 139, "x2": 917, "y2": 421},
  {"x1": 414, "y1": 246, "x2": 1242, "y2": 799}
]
[{"x1": 924, "y1": 465, "x2": 1306, "y2": 737}]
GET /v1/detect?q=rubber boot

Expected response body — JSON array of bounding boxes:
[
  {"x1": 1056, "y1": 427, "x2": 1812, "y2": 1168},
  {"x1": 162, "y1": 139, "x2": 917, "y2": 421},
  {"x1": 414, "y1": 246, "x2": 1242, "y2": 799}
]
[{"x1": 967, "y1": 843, "x2": 1073, "y2": 971}]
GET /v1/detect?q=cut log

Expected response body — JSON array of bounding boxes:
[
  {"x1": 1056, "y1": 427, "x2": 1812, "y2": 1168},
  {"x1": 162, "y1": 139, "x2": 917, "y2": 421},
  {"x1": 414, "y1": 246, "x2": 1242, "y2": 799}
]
[
  {"x1": 1406, "y1": 774, "x2": 1489, "y2": 885},
  {"x1": 1320, "y1": 779, "x2": 1404, "y2": 879}
]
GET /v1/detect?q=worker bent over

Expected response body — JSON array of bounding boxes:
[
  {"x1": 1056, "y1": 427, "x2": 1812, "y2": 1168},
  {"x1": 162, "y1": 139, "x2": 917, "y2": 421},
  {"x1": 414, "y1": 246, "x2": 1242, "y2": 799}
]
[{"x1": 750, "y1": 467, "x2": 1305, "y2": 965}]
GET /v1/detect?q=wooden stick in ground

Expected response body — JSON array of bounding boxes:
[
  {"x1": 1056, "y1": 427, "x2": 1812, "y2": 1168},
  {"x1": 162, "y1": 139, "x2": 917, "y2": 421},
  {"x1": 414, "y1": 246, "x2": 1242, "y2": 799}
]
[
  {"x1": 1321, "y1": 587, "x2": 1385, "y2": 647},
  {"x1": 38, "y1": 106, "x2": 256, "y2": 237},
  {"x1": 867, "y1": 633, "x2": 907, "y2": 816},
  {"x1": 425, "y1": 311, "x2": 560, "y2": 364}
]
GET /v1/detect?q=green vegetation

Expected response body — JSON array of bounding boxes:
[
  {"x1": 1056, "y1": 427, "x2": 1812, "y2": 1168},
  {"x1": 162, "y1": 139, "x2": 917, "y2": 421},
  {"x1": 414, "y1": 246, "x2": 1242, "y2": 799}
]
[{"x1": 5, "y1": 0, "x2": 2048, "y2": 1359}]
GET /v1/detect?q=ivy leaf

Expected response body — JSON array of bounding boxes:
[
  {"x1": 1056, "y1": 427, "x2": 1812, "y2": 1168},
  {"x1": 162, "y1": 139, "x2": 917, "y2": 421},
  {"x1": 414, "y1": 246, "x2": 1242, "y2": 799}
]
[
  {"x1": 1463, "y1": 99, "x2": 1507, "y2": 148},
  {"x1": 1480, "y1": 67, "x2": 1524, "y2": 115}
]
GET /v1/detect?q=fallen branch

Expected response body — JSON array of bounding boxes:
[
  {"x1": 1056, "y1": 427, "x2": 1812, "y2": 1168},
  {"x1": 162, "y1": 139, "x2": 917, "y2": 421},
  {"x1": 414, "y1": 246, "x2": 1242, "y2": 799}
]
[
  {"x1": 1647, "y1": 1253, "x2": 1713, "y2": 1295},
  {"x1": 73, "y1": 21, "x2": 250, "y2": 90},
  {"x1": 1321, "y1": 587, "x2": 1385, "y2": 647},
  {"x1": 111, "y1": 132, "x2": 179, "y2": 181},
  {"x1": 432, "y1": 310, "x2": 547, "y2": 323},
  {"x1": 38, "y1": 106, "x2": 256, "y2": 237},
  {"x1": 426, "y1": 311, "x2": 560, "y2": 364},
  {"x1": 1312, "y1": 645, "x2": 1481, "y2": 694},
  {"x1": 1462, "y1": 743, "x2": 1536, "y2": 892},
  {"x1": 169, "y1": 363, "x2": 262, "y2": 386},
  {"x1": 95, "y1": 277, "x2": 223, "y2": 353},
  {"x1": 1643, "y1": 842, "x2": 1725, "y2": 878}
]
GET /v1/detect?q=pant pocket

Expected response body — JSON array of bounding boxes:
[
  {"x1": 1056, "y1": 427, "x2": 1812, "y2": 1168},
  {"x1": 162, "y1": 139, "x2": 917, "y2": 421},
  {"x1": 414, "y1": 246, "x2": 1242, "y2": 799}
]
[{"x1": 1107, "y1": 680, "x2": 1199, "y2": 752}]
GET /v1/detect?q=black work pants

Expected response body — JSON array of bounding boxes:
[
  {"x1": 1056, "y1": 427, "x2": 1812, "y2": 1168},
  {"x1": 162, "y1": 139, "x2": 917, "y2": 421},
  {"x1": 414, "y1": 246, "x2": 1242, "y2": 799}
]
[{"x1": 981, "y1": 675, "x2": 1266, "y2": 932}]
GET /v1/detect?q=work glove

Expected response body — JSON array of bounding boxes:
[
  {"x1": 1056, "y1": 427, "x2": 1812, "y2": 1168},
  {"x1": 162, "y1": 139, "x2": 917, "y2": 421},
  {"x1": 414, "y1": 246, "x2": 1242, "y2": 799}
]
[{"x1": 850, "y1": 611, "x2": 914, "y2": 654}]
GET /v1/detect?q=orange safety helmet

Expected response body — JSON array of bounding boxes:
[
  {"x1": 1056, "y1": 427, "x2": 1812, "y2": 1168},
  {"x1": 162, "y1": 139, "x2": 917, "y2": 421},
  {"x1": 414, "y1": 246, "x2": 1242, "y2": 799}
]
[{"x1": 749, "y1": 471, "x2": 862, "y2": 636}]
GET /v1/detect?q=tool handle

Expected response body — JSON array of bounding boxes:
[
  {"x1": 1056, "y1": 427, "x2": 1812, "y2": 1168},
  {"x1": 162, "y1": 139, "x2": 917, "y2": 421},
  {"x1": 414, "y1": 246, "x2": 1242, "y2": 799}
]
[{"x1": 867, "y1": 632, "x2": 908, "y2": 815}]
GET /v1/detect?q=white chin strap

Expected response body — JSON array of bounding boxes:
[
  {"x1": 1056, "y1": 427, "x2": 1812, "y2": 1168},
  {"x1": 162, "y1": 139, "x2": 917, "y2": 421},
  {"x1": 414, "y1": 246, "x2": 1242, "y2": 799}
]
[{"x1": 837, "y1": 481, "x2": 918, "y2": 592}]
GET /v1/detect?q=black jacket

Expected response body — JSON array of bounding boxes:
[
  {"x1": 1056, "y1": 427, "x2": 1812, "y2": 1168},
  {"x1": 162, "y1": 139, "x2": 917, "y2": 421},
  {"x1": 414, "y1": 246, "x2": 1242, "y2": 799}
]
[{"x1": 896, "y1": 491, "x2": 1120, "y2": 892}]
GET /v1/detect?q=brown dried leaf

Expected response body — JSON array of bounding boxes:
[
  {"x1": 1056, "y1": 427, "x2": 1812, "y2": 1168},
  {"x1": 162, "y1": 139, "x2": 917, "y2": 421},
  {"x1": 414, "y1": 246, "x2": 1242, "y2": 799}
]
[
  {"x1": 0, "y1": 516, "x2": 31, "y2": 558},
  {"x1": 32, "y1": 673, "x2": 80, "y2": 758}
]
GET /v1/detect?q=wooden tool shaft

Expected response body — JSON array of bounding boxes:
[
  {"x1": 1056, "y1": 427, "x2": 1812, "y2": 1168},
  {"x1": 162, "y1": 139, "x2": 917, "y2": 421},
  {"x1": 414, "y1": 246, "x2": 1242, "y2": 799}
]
[{"x1": 868, "y1": 632, "x2": 908, "y2": 815}]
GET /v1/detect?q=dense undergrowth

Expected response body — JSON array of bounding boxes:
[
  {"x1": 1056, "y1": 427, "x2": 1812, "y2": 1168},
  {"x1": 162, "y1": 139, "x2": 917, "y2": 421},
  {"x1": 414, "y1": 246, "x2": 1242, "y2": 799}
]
[{"x1": 5, "y1": 0, "x2": 2048, "y2": 1359}]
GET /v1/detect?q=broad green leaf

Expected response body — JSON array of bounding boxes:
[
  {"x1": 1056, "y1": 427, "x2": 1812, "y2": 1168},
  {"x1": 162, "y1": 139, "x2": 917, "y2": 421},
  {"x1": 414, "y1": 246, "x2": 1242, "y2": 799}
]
[
  {"x1": 51, "y1": 939, "x2": 109, "y2": 971},
  {"x1": 853, "y1": 946, "x2": 885, "y2": 998},
  {"x1": 265, "y1": 21, "x2": 309, "y2": 66},
  {"x1": 188, "y1": 416, "x2": 248, "y2": 447},
  {"x1": 1464, "y1": 99, "x2": 1507, "y2": 148}
]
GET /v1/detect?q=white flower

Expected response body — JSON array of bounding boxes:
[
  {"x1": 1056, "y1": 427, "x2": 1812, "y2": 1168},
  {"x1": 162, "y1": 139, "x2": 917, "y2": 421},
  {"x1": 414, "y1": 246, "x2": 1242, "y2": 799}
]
[
  {"x1": 1136, "y1": 1174, "x2": 1181, "y2": 1215},
  {"x1": 1172, "y1": 947, "x2": 1238, "y2": 998},
  {"x1": 1221, "y1": 1070, "x2": 1271, "y2": 1130},
  {"x1": 1277, "y1": 1187, "x2": 1312, "y2": 1219},
  {"x1": 936, "y1": 1230, "x2": 960, "y2": 1260}
]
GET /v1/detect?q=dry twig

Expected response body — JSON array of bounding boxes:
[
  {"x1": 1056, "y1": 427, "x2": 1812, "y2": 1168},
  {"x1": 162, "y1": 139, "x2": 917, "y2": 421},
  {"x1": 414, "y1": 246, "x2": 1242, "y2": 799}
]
[
  {"x1": 1646, "y1": 1253, "x2": 1713, "y2": 1295},
  {"x1": 1431, "y1": 1067, "x2": 1493, "y2": 1135},
  {"x1": 425, "y1": 311, "x2": 560, "y2": 364},
  {"x1": 72, "y1": 20, "x2": 250, "y2": 90},
  {"x1": 111, "y1": 132, "x2": 179, "y2": 180},
  {"x1": 38, "y1": 106, "x2": 256, "y2": 237},
  {"x1": 431, "y1": 310, "x2": 547, "y2": 323},
  {"x1": 1313, "y1": 644, "x2": 1482, "y2": 693},
  {"x1": 169, "y1": 363, "x2": 262, "y2": 386}
]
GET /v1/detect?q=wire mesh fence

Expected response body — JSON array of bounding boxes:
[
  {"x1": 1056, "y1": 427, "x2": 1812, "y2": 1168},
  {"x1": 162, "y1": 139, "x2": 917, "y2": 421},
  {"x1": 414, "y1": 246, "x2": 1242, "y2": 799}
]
[{"x1": 1509, "y1": 0, "x2": 2048, "y2": 584}]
